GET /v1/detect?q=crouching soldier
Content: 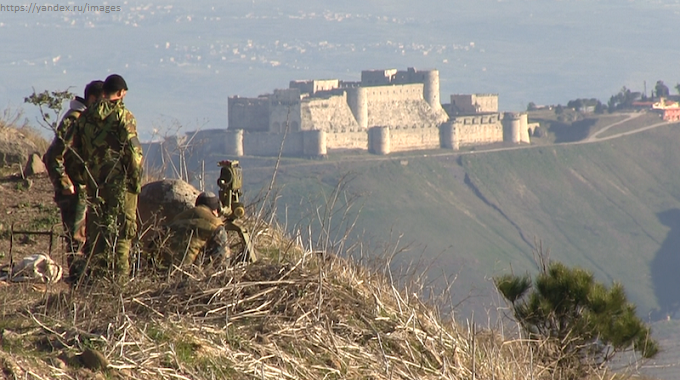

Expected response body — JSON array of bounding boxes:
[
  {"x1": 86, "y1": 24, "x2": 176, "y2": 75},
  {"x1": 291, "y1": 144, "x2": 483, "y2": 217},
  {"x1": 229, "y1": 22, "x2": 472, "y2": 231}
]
[{"x1": 161, "y1": 192, "x2": 231, "y2": 267}]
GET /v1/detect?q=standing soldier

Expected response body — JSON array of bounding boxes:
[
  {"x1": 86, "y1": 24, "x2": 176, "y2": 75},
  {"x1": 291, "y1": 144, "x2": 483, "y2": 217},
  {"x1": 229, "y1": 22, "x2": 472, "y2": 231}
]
[
  {"x1": 73, "y1": 74, "x2": 143, "y2": 283},
  {"x1": 43, "y1": 80, "x2": 104, "y2": 274}
]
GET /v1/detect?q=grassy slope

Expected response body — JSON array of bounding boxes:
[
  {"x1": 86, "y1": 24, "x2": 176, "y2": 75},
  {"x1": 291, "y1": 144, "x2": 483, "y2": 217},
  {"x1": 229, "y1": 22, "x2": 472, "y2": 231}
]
[
  {"x1": 240, "y1": 157, "x2": 533, "y2": 312},
  {"x1": 459, "y1": 133, "x2": 680, "y2": 315},
  {"x1": 206, "y1": 115, "x2": 680, "y2": 378},
  {"x1": 237, "y1": 120, "x2": 680, "y2": 321},
  {"x1": 0, "y1": 175, "x2": 561, "y2": 380}
]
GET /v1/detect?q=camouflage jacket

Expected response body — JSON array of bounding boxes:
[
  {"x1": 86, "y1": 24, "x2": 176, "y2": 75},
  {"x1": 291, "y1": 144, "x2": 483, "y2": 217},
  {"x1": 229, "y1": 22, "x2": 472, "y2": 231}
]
[
  {"x1": 73, "y1": 99, "x2": 144, "y2": 194},
  {"x1": 42, "y1": 98, "x2": 87, "y2": 193},
  {"x1": 165, "y1": 205, "x2": 229, "y2": 266}
]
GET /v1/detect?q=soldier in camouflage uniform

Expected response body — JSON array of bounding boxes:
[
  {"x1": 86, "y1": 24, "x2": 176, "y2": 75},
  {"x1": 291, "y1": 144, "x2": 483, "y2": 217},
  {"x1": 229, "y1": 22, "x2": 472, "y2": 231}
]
[
  {"x1": 43, "y1": 80, "x2": 104, "y2": 259},
  {"x1": 159, "y1": 192, "x2": 231, "y2": 267},
  {"x1": 72, "y1": 74, "x2": 143, "y2": 282}
]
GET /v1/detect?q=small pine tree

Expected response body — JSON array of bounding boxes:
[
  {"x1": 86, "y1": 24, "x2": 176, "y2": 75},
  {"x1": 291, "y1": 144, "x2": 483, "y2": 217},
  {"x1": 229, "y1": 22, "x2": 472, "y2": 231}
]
[{"x1": 495, "y1": 254, "x2": 658, "y2": 379}]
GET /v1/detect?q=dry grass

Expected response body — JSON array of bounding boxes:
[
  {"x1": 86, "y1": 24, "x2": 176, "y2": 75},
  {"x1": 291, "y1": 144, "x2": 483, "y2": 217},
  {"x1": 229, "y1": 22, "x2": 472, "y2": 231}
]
[
  {"x1": 16, "y1": 125, "x2": 50, "y2": 155},
  {"x1": 0, "y1": 108, "x2": 50, "y2": 155},
  {"x1": 0, "y1": 219, "x2": 623, "y2": 380},
  {"x1": 0, "y1": 135, "x2": 634, "y2": 379}
]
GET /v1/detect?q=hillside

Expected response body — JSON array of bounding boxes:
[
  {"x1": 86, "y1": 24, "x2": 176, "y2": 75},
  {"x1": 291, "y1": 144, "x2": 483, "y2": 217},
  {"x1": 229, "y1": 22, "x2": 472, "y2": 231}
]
[
  {"x1": 0, "y1": 172, "x2": 584, "y2": 380},
  {"x1": 225, "y1": 112, "x2": 678, "y2": 316},
  {"x1": 193, "y1": 112, "x2": 680, "y2": 377},
  {"x1": 2, "y1": 111, "x2": 675, "y2": 378}
]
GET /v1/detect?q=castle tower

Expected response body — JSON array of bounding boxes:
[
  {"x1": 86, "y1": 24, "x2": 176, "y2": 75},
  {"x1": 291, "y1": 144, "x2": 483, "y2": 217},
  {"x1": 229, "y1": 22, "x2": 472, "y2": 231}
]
[
  {"x1": 225, "y1": 129, "x2": 244, "y2": 157},
  {"x1": 502, "y1": 112, "x2": 521, "y2": 143},
  {"x1": 346, "y1": 87, "x2": 368, "y2": 129},
  {"x1": 519, "y1": 112, "x2": 530, "y2": 144},
  {"x1": 368, "y1": 126, "x2": 390, "y2": 155},
  {"x1": 303, "y1": 130, "x2": 327, "y2": 157},
  {"x1": 421, "y1": 69, "x2": 441, "y2": 110},
  {"x1": 440, "y1": 121, "x2": 459, "y2": 150}
]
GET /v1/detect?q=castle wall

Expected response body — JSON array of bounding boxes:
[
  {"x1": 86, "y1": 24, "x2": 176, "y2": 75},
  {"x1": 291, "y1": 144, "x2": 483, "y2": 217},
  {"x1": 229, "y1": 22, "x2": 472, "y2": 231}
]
[
  {"x1": 450, "y1": 116, "x2": 504, "y2": 148},
  {"x1": 191, "y1": 129, "x2": 231, "y2": 154},
  {"x1": 450, "y1": 94, "x2": 498, "y2": 114},
  {"x1": 365, "y1": 83, "x2": 423, "y2": 102},
  {"x1": 388, "y1": 126, "x2": 441, "y2": 152},
  {"x1": 270, "y1": 104, "x2": 302, "y2": 132},
  {"x1": 311, "y1": 79, "x2": 339, "y2": 93},
  {"x1": 289, "y1": 80, "x2": 314, "y2": 95},
  {"x1": 362, "y1": 69, "x2": 398, "y2": 85},
  {"x1": 269, "y1": 88, "x2": 302, "y2": 132},
  {"x1": 242, "y1": 131, "x2": 304, "y2": 157},
  {"x1": 290, "y1": 79, "x2": 340, "y2": 95},
  {"x1": 325, "y1": 130, "x2": 368, "y2": 151},
  {"x1": 475, "y1": 94, "x2": 498, "y2": 113},
  {"x1": 301, "y1": 93, "x2": 360, "y2": 132},
  {"x1": 393, "y1": 68, "x2": 441, "y2": 110},
  {"x1": 228, "y1": 96, "x2": 270, "y2": 132},
  {"x1": 365, "y1": 84, "x2": 447, "y2": 129}
]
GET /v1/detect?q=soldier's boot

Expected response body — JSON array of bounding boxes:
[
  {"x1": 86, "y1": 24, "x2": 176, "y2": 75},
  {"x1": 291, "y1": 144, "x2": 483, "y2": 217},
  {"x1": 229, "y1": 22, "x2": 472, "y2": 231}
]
[{"x1": 66, "y1": 253, "x2": 88, "y2": 286}]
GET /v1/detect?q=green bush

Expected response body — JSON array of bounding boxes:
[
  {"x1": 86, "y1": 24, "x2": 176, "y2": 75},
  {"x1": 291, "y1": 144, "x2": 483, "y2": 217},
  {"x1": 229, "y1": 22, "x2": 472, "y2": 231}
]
[{"x1": 495, "y1": 258, "x2": 658, "y2": 379}]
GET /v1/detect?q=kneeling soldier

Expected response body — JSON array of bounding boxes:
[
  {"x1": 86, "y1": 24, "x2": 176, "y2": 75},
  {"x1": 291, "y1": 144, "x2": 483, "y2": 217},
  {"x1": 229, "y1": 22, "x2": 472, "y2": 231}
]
[{"x1": 163, "y1": 192, "x2": 230, "y2": 267}]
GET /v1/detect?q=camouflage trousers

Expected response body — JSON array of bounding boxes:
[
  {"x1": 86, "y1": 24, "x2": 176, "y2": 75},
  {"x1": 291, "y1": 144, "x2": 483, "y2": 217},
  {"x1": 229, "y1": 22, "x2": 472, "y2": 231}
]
[
  {"x1": 85, "y1": 188, "x2": 138, "y2": 282},
  {"x1": 54, "y1": 188, "x2": 87, "y2": 253}
]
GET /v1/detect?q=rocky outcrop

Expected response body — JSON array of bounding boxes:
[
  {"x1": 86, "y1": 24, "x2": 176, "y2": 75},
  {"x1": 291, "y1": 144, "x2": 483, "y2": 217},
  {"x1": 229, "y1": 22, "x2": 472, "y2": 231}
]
[
  {"x1": 23, "y1": 153, "x2": 46, "y2": 176},
  {"x1": 137, "y1": 179, "x2": 201, "y2": 226},
  {"x1": 0, "y1": 127, "x2": 41, "y2": 168}
]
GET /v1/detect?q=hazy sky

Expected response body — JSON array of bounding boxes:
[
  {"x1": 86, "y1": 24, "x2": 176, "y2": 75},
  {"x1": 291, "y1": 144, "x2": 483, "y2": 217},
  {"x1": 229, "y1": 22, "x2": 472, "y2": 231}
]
[{"x1": 1, "y1": 0, "x2": 679, "y2": 140}]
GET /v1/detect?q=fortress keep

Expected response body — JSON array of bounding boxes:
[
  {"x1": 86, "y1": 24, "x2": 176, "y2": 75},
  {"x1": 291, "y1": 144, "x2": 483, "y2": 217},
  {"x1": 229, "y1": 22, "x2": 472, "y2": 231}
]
[{"x1": 148, "y1": 67, "x2": 532, "y2": 163}]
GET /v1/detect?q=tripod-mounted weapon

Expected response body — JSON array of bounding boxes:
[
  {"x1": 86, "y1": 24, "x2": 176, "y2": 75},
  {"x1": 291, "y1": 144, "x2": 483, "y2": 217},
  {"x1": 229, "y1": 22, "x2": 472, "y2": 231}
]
[{"x1": 216, "y1": 160, "x2": 257, "y2": 263}]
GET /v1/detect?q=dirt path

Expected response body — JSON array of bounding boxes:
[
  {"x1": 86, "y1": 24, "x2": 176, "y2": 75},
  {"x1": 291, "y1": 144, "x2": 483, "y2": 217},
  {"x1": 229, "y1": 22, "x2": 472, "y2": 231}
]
[
  {"x1": 584, "y1": 118, "x2": 674, "y2": 143},
  {"x1": 586, "y1": 112, "x2": 644, "y2": 141}
]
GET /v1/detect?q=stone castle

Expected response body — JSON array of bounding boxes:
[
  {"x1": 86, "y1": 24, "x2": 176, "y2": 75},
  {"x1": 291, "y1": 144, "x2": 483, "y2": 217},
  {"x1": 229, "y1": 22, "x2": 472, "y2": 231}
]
[{"x1": 147, "y1": 67, "x2": 534, "y2": 161}]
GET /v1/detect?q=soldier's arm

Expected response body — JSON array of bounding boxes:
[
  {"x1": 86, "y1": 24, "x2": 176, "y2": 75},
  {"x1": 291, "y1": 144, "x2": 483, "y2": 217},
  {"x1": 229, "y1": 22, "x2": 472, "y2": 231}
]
[
  {"x1": 205, "y1": 226, "x2": 230, "y2": 261},
  {"x1": 42, "y1": 116, "x2": 76, "y2": 193},
  {"x1": 68, "y1": 116, "x2": 90, "y2": 187},
  {"x1": 120, "y1": 110, "x2": 144, "y2": 193}
]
